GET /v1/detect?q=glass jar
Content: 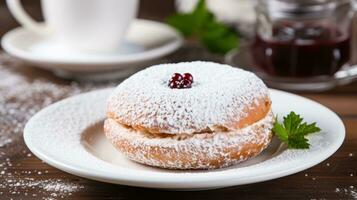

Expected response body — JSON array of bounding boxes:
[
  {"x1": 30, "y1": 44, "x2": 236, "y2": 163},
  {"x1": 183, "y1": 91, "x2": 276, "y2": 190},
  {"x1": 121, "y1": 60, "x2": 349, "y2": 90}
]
[{"x1": 251, "y1": 0, "x2": 354, "y2": 77}]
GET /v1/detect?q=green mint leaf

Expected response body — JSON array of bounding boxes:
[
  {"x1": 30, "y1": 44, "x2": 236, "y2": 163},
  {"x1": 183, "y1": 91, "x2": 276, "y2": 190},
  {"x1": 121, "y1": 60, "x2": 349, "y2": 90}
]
[
  {"x1": 167, "y1": 0, "x2": 209, "y2": 36},
  {"x1": 200, "y1": 20, "x2": 239, "y2": 54},
  {"x1": 167, "y1": 0, "x2": 239, "y2": 54},
  {"x1": 288, "y1": 135, "x2": 310, "y2": 149},
  {"x1": 283, "y1": 111, "x2": 303, "y2": 135},
  {"x1": 272, "y1": 122, "x2": 288, "y2": 142},
  {"x1": 296, "y1": 122, "x2": 321, "y2": 136},
  {"x1": 167, "y1": 13, "x2": 197, "y2": 36},
  {"x1": 191, "y1": 0, "x2": 210, "y2": 28},
  {"x1": 272, "y1": 111, "x2": 321, "y2": 149}
]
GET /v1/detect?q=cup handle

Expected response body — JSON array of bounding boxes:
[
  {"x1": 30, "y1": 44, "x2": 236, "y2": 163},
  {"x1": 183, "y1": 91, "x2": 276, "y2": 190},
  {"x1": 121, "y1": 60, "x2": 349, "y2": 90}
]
[{"x1": 6, "y1": 0, "x2": 51, "y2": 35}]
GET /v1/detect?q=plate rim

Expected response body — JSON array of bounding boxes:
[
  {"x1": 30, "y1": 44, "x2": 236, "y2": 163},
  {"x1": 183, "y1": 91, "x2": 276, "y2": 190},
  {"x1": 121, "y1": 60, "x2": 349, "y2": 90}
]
[
  {"x1": 23, "y1": 88, "x2": 345, "y2": 189},
  {"x1": 1, "y1": 19, "x2": 183, "y2": 66}
]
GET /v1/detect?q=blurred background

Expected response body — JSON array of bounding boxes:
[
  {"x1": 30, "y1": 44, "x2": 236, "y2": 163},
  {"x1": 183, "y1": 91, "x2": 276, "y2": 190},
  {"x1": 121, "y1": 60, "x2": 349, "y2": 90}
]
[{"x1": 1, "y1": 0, "x2": 356, "y2": 90}]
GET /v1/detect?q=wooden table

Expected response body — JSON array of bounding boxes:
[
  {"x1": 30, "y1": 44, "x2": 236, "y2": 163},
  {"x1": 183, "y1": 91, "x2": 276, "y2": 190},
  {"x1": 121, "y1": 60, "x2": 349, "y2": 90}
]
[{"x1": 0, "y1": 1, "x2": 356, "y2": 199}]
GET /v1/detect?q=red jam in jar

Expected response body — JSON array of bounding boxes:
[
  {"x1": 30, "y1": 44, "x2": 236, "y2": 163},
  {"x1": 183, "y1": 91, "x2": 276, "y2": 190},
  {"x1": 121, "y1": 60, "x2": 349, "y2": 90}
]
[
  {"x1": 252, "y1": 0, "x2": 353, "y2": 77},
  {"x1": 252, "y1": 25, "x2": 351, "y2": 77}
]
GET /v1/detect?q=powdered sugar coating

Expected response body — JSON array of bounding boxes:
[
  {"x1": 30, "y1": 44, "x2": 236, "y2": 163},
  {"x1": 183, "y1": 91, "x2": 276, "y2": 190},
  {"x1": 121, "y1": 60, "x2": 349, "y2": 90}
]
[
  {"x1": 104, "y1": 110, "x2": 274, "y2": 169},
  {"x1": 108, "y1": 61, "x2": 269, "y2": 134}
]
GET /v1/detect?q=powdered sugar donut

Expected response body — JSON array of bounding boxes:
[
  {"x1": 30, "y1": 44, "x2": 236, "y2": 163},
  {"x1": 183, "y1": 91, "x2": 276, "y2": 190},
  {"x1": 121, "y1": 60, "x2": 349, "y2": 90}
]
[{"x1": 104, "y1": 61, "x2": 274, "y2": 169}]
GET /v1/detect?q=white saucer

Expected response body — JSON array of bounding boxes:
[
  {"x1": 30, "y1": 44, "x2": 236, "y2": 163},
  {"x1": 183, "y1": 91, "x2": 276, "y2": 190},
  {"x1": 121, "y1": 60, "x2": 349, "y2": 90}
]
[
  {"x1": 1, "y1": 19, "x2": 183, "y2": 80},
  {"x1": 24, "y1": 88, "x2": 345, "y2": 190}
]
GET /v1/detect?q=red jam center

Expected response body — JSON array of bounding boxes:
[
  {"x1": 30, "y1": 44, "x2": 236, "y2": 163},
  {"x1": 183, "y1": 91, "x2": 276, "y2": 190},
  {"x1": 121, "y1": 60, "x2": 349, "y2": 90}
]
[{"x1": 168, "y1": 73, "x2": 193, "y2": 89}]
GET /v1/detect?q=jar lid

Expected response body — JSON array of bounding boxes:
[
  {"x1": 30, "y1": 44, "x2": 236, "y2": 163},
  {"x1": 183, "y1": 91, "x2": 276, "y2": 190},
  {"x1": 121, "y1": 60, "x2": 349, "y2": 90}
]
[{"x1": 256, "y1": 0, "x2": 352, "y2": 18}]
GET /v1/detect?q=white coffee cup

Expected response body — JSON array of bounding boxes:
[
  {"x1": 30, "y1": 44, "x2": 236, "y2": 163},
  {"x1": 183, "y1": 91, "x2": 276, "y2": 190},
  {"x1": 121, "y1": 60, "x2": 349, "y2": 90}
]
[{"x1": 6, "y1": 0, "x2": 139, "y2": 52}]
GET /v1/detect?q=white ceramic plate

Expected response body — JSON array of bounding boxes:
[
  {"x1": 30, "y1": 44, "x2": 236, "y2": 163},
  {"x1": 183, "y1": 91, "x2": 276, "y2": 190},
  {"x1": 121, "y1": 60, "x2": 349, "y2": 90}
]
[
  {"x1": 24, "y1": 88, "x2": 345, "y2": 190},
  {"x1": 1, "y1": 19, "x2": 183, "y2": 80}
]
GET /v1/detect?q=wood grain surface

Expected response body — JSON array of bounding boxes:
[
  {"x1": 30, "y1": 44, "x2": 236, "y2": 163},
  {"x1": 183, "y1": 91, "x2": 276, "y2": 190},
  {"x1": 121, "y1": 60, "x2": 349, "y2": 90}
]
[{"x1": 0, "y1": 1, "x2": 356, "y2": 199}]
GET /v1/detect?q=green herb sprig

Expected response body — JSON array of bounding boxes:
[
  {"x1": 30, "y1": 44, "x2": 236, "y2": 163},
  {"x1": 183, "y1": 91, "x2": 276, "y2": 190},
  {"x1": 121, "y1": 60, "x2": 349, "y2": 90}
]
[
  {"x1": 273, "y1": 112, "x2": 321, "y2": 149},
  {"x1": 167, "y1": 0, "x2": 239, "y2": 54}
]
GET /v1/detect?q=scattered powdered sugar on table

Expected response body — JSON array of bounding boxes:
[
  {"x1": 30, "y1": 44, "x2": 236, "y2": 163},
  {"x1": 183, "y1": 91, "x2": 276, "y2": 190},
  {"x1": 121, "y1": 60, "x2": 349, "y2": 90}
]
[
  {"x1": 0, "y1": 53, "x2": 115, "y2": 198},
  {"x1": 0, "y1": 177, "x2": 84, "y2": 198},
  {"x1": 43, "y1": 181, "x2": 83, "y2": 194},
  {"x1": 0, "y1": 53, "x2": 95, "y2": 149},
  {"x1": 0, "y1": 155, "x2": 85, "y2": 199},
  {"x1": 335, "y1": 186, "x2": 357, "y2": 199},
  {"x1": 0, "y1": 52, "x2": 114, "y2": 146},
  {"x1": 0, "y1": 138, "x2": 13, "y2": 148}
]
